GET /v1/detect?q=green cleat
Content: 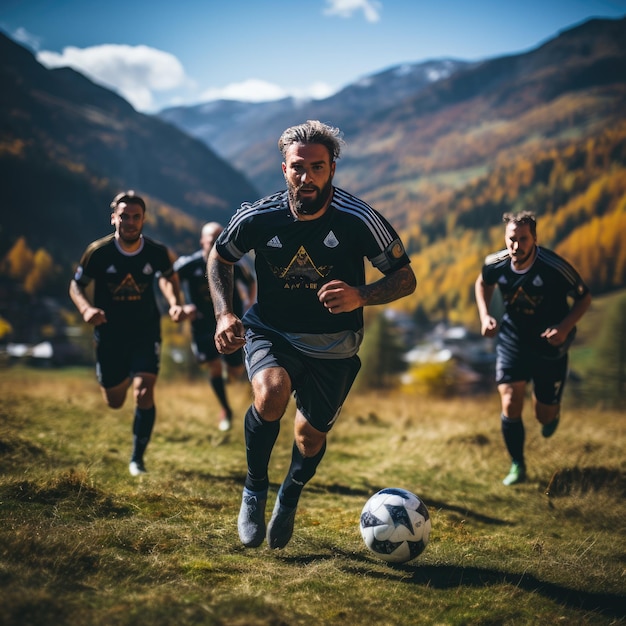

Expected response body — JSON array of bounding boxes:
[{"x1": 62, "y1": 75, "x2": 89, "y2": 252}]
[{"x1": 502, "y1": 462, "x2": 526, "y2": 486}]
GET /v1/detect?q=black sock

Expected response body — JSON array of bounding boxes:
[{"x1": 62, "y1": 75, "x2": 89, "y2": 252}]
[
  {"x1": 210, "y1": 375, "x2": 230, "y2": 415},
  {"x1": 132, "y1": 406, "x2": 156, "y2": 462},
  {"x1": 278, "y1": 440, "x2": 327, "y2": 508},
  {"x1": 243, "y1": 405, "x2": 280, "y2": 493},
  {"x1": 501, "y1": 414, "x2": 525, "y2": 466}
]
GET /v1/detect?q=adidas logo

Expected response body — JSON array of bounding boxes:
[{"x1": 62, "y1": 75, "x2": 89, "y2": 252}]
[
  {"x1": 267, "y1": 236, "x2": 282, "y2": 248},
  {"x1": 106, "y1": 265, "x2": 117, "y2": 274},
  {"x1": 532, "y1": 275, "x2": 544, "y2": 287},
  {"x1": 143, "y1": 263, "x2": 154, "y2": 275},
  {"x1": 498, "y1": 275, "x2": 508, "y2": 284}
]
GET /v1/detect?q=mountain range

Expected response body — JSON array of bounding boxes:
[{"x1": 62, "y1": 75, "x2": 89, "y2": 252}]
[
  {"x1": 1, "y1": 16, "x2": 625, "y2": 329},
  {"x1": 0, "y1": 31, "x2": 258, "y2": 272}
]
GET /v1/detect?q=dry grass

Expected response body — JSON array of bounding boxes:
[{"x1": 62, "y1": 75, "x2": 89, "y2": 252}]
[{"x1": 0, "y1": 366, "x2": 625, "y2": 625}]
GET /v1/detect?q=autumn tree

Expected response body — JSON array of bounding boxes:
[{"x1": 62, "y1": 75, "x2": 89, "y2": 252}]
[{"x1": 1, "y1": 237, "x2": 34, "y2": 281}]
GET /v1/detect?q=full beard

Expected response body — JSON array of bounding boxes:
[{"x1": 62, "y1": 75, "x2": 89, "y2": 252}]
[{"x1": 288, "y1": 178, "x2": 333, "y2": 216}]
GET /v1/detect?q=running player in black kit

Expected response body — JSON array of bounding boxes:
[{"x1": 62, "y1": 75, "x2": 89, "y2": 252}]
[
  {"x1": 69, "y1": 191, "x2": 185, "y2": 476},
  {"x1": 208, "y1": 120, "x2": 416, "y2": 549},
  {"x1": 475, "y1": 211, "x2": 591, "y2": 486},
  {"x1": 174, "y1": 222, "x2": 256, "y2": 431}
]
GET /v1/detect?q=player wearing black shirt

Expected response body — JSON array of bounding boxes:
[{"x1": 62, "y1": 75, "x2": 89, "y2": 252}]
[
  {"x1": 475, "y1": 211, "x2": 591, "y2": 486},
  {"x1": 174, "y1": 222, "x2": 256, "y2": 431},
  {"x1": 70, "y1": 191, "x2": 185, "y2": 476},
  {"x1": 208, "y1": 120, "x2": 416, "y2": 549}
]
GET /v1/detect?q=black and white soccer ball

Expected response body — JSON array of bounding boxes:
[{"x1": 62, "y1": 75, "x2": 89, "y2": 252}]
[{"x1": 360, "y1": 488, "x2": 431, "y2": 563}]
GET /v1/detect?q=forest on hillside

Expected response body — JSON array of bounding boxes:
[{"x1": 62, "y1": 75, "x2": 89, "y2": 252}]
[{"x1": 390, "y1": 119, "x2": 626, "y2": 328}]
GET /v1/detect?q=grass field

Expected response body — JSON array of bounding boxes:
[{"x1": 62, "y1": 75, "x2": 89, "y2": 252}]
[{"x1": 1, "y1": 366, "x2": 625, "y2": 625}]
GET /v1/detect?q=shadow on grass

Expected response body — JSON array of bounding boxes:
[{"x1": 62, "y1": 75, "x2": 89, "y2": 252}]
[
  {"x1": 305, "y1": 481, "x2": 512, "y2": 526},
  {"x1": 282, "y1": 548, "x2": 626, "y2": 619}
]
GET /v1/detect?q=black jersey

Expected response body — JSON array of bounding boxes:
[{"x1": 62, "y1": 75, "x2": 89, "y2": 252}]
[
  {"x1": 73, "y1": 234, "x2": 174, "y2": 334},
  {"x1": 174, "y1": 249, "x2": 248, "y2": 333},
  {"x1": 481, "y1": 246, "x2": 589, "y2": 356},
  {"x1": 215, "y1": 188, "x2": 410, "y2": 334}
]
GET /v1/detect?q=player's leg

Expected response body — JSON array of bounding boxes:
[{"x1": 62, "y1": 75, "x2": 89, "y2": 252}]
[
  {"x1": 215, "y1": 348, "x2": 246, "y2": 431},
  {"x1": 100, "y1": 379, "x2": 131, "y2": 409},
  {"x1": 495, "y1": 334, "x2": 531, "y2": 486},
  {"x1": 237, "y1": 328, "x2": 296, "y2": 547},
  {"x1": 192, "y1": 334, "x2": 232, "y2": 430},
  {"x1": 237, "y1": 365, "x2": 292, "y2": 547},
  {"x1": 128, "y1": 372, "x2": 157, "y2": 476},
  {"x1": 95, "y1": 333, "x2": 131, "y2": 409},
  {"x1": 498, "y1": 380, "x2": 528, "y2": 484},
  {"x1": 267, "y1": 354, "x2": 361, "y2": 549},
  {"x1": 127, "y1": 337, "x2": 161, "y2": 476},
  {"x1": 532, "y1": 353, "x2": 568, "y2": 438}
]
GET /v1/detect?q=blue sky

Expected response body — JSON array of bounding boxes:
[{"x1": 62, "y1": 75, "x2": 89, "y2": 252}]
[{"x1": 1, "y1": 0, "x2": 625, "y2": 112}]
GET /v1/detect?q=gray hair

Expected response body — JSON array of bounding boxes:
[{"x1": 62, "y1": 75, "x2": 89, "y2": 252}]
[{"x1": 278, "y1": 120, "x2": 344, "y2": 161}]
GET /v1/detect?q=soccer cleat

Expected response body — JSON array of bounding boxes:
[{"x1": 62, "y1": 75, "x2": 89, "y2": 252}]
[
  {"x1": 237, "y1": 489, "x2": 267, "y2": 547},
  {"x1": 541, "y1": 417, "x2": 560, "y2": 438},
  {"x1": 502, "y1": 462, "x2": 526, "y2": 486},
  {"x1": 129, "y1": 460, "x2": 147, "y2": 476},
  {"x1": 267, "y1": 499, "x2": 297, "y2": 549}
]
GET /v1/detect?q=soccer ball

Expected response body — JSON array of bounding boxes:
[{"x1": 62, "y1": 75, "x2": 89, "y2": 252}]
[{"x1": 360, "y1": 487, "x2": 431, "y2": 563}]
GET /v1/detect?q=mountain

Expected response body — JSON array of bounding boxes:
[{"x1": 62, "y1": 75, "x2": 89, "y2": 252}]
[
  {"x1": 159, "y1": 59, "x2": 472, "y2": 194},
  {"x1": 0, "y1": 31, "x2": 259, "y2": 272},
  {"x1": 160, "y1": 17, "x2": 626, "y2": 220}
]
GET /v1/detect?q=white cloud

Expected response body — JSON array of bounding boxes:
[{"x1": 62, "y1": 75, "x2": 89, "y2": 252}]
[
  {"x1": 199, "y1": 79, "x2": 336, "y2": 103},
  {"x1": 11, "y1": 27, "x2": 41, "y2": 50},
  {"x1": 323, "y1": 0, "x2": 382, "y2": 23},
  {"x1": 36, "y1": 44, "x2": 192, "y2": 111}
]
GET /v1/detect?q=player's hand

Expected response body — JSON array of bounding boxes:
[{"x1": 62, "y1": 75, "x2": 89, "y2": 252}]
[
  {"x1": 541, "y1": 327, "x2": 565, "y2": 346},
  {"x1": 214, "y1": 313, "x2": 246, "y2": 354},
  {"x1": 480, "y1": 315, "x2": 498, "y2": 337},
  {"x1": 318, "y1": 280, "x2": 361, "y2": 314},
  {"x1": 83, "y1": 306, "x2": 107, "y2": 326},
  {"x1": 168, "y1": 304, "x2": 185, "y2": 323},
  {"x1": 183, "y1": 304, "x2": 198, "y2": 321}
]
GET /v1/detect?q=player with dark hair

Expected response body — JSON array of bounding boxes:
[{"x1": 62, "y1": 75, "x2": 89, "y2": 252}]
[
  {"x1": 208, "y1": 120, "x2": 417, "y2": 549},
  {"x1": 174, "y1": 222, "x2": 256, "y2": 431},
  {"x1": 69, "y1": 191, "x2": 185, "y2": 476},
  {"x1": 475, "y1": 211, "x2": 591, "y2": 486}
]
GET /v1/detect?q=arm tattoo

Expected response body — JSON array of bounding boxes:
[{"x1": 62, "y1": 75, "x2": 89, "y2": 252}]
[
  {"x1": 357, "y1": 265, "x2": 416, "y2": 306},
  {"x1": 207, "y1": 255, "x2": 235, "y2": 317}
]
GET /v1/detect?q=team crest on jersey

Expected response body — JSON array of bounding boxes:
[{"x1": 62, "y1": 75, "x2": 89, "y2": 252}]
[
  {"x1": 111, "y1": 274, "x2": 147, "y2": 301},
  {"x1": 142, "y1": 263, "x2": 154, "y2": 275},
  {"x1": 390, "y1": 241, "x2": 405, "y2": 259},
  {"x1": 508, "y1": 287, "x2": 542, "y2": 314},
  {"x1": 323, "y1": 231, "x2": 339, "y2": 248},
  {"x1": 272, "y1": 245, "x2": 332, "y2": 289}
]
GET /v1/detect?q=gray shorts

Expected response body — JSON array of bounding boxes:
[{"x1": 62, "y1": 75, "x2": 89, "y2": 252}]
[{"x1": 244, "y1": 326, "x2": 361, "y2": 432}]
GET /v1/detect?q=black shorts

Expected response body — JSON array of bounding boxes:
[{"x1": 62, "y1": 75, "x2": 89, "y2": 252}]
[
  {"x1": 95, "y1": 329, "x2": 161, "y2": 389},
  {"x1": 244, "y1": 327, "x2": 361, "y2": 433},
  {"x1": 192, "y1": 332, "x2": 244, "y2": 368},
  {"x1": 495, "y1": 334, "x2": 568, "y2": 405}
]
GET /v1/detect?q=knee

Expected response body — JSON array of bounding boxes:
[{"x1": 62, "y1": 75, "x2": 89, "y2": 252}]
[
  {"x1": 252, "y1": 371, "x2": 290, "y2": 421},
  {"x1": 295, "y1": 431, "x2": 326, "y2": 458}
]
